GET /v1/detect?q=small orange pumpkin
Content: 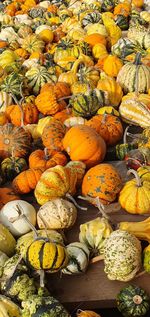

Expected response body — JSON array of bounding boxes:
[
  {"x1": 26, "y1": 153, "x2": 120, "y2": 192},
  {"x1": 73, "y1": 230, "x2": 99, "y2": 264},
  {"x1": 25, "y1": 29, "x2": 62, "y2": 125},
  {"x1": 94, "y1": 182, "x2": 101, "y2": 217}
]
[
  {"x1": 114, "y1": 3, "x2": 131, "y2": 17},
  {"x1": 54, "y1": 108, "x2": 73, "y2": 123},
  {"x1": 0, "y1": 187, "x2": 20, "y2": 209},
  {"x1": 84, "y1": 33, "x2": 107, "y2": 47},
  {"x1": 29, "y1": 149, "x2": 67, "y2": 170},
  {"x1": 42, "y1": 118, "x2": 66, "y2": 152},
  {"x1": 12, "y1": 167, "x2": 44, "y2": 194},
  {"x1": 35, "y1": 89, "x2": 66, "y2": 116},
  {"x1": 86, "y1": 114, "x2": 123, "y2": 146},
  {"x1": 6, "y1": 103, "x2": 39, "y2": 126},
  {"x1": 63, "y1": 125, "x2": 106, "y2": 168},
  {"x1": 77, "y1": 310, "x2": 101, "y2": 317},
  {"x1": 82, "y1": 163, "x2": 123, "y2": 204},
  {"x1": 103, "y1": 55, "x2": 123, "y2": 77}
]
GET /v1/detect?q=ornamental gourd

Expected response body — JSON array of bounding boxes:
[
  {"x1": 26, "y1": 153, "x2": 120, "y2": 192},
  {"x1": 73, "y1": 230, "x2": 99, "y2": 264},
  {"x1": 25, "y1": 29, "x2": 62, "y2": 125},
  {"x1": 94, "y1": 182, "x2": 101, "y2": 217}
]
[
  {"x1": 0, "y1": 223, "x2": 16, "y2": 256},
  {"x1": 62, "y1": 242, "x2": 90, "y2": 274},
  {"x1": 63, "y1": 125, "x2": 106, "y2": 168},
  {"x1": 35, "y1": 88, "x2": 66, "y2": 115},
  {"x1": 29, "y1": 149, "x2": 67, "y2": 170},
  {"x1": 97, "y1": 73, "x2": 123, "y2": 107},
  {"x1": 86, "y1": 114, "x2": 123, "y2": 146},
  {"x1": 117, "y1": 53, "x2": 150, "y2": 94},
  {"x1": 6, "y1": 103, "x2": 39, "y2": 126},
  {"x1": 0, "y1": 295, "x2": 21, "y2": 317},
  {"x1": 42, "y1": 118, "x2": 66, "y2": 152},
  {"x1": 0, "y1": 123, "x2": 32, "y2": 159},
  {"x1": 12, "y1": 168, "x2": 44, "y2": 194},
  {"x1": 0, "y1": 91, "x2": 12, "y2": 113},
  {"x1": 117, "y1": 285, "x2": 150, "y2": 317},
  {"x1": 77, "y1": 311, "x2": 101, "y2": 317},
  {"x1": 1, "y1": 156, "x2": 28, "y2": 180},
  {"x1": 22, "y1": 34, "x2": 45, "y2": 53},
  {"x1": 119, "y1": 169, "x2": 150, "y2": 214},
  {"x1": 104, "y1": 230, "x2": 142, "y2": 281},
  {"x1": 82, "y1": 163, "x2": 122, "y2": 204},
  {"x1": 0, "y1": 200, "x2": 36, "y2": 237},
  {"x1": 103, "y1": 55, "x2": 123, "y2": 77},
  {"x1": 37, "y1": 198, "x2": 77, "y2": 230}
]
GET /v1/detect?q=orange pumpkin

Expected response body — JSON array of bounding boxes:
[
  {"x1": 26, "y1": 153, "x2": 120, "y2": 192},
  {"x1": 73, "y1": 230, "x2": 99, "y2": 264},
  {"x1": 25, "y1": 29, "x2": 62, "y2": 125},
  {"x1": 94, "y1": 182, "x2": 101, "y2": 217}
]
[
  {"x1": 114, "y1": 3, "x2": 131, "y2": 17},
  {"x1": 6, "y1": 103, "x2": 39, "y2": 126},
  {"x1": 84, "y1": 34, "x2": 107, "y2": 47},
  {"x1": 42, "y1": 118, "x2": 66, "y2": 152},
  {"x1": 0, "y1": 187, "x2": 20, "y2": 209},
  {"x1": 86, "y1": 114, "x2": 123, "y2": 146},
  {"x1": 29, "y1": 149, "x2": 67, "y2": 170},
  {"x1": 40, "y1": 82, "x2": 71, "y2": 99},
  {"x1": 15, "y1": 48, "x2": 29, "y2": 59},
  {"x1": 0, "y1": 41, "x2": 8, "y2": 49},
  {"x1": 103, "y1": 55, "x2": 123, "y2": 77},
  {"x1": 54, "y1": 108, "x2": 72, "y2": 123},
  {"x1": 12, "y1": 167, "x2": 44, "y2": 194},
  {"x1": 35, "y1": 89, "x2": 66, "y2": 115},
  {"x1": 0, "y1": 112, "x2": 9, "y2": 126},
  {"x1": 0, "y1": 123, "x2": 32, "y2": 159},
  {"x1": 82, "y1": 163, "x2": 123, "y2": 204},
  {"x1": 63, "y1": 125, "x2": 106, "y2": 168},
  {"x1": 77, "y1": 310, "x2": 101, "y2": 317},
  {"x1": 5, "y1": 3, "x2": 17, "y2": 16}
]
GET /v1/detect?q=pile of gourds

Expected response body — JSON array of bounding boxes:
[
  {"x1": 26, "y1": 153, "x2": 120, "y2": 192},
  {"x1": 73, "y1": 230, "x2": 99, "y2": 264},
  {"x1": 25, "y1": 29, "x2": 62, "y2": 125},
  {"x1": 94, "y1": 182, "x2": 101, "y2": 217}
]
[{"x1": 0, "y1": 0, "x2": 150, "y2": 315}]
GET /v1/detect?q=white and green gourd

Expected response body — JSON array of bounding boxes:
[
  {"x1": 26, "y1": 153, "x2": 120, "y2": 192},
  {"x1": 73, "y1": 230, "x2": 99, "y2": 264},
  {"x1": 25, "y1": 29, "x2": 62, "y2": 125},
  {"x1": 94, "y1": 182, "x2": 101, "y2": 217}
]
[{"x1": 62, "y1": 242, "x2": 90, "y2": 274}]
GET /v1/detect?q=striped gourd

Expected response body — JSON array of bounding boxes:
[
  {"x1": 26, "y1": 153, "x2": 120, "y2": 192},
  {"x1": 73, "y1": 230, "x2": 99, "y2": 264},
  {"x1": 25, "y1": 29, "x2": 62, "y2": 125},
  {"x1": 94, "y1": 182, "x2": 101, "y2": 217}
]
[
  {"x1": 25, "y1": 66, "x2": 57, "y2": 95},
  {"x1": 62, "y1": 242, "x2": 90, "y2": 274},
  {"x1": 26, "y1": 239, "x2": 68, "y2": 272},
  {"x1": 117, "y1": 53, "x2": 150, "y2": 94},
  {"x1": 127, "y1": 25, "x2": 150, "y2": 50},
  {"x1": 119, "y1": 97, "x2": 150, "y2": 128},
  {"x1": 81, "y1": 12, "x2": 102, "y2": 27},
  {"x1": 0, "y1": 91, "x2": 12, "y2": 112},
  {"x1": 22, "y1": 34, "x2": 45, "y2": 53},
  {"x1": 1, "y1": 72, "x2": 23, "y2": 96}
]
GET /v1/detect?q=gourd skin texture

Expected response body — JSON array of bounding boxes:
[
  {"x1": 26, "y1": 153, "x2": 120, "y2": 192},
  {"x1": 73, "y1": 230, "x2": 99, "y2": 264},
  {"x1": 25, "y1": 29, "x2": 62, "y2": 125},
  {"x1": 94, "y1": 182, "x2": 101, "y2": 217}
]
[
  {"x1": 62, "y1": 242, "x2": 90, "y2": 274},
  {"x1": 0, "y1": 295, "x2": 21, "y2": 317},
  {"x1": 0, "y1": 223, "x2": 16, "y2": 256},
  {"x1": 82, "y1": 163, "x2": 122, "y2": 204}
]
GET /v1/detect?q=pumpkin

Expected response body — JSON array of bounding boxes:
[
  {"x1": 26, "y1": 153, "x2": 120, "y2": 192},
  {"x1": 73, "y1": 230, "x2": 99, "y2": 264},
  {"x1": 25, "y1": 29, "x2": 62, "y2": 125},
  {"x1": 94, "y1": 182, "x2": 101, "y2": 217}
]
[
  {"x1": 0, "y1": 223, "x2": 16, "y2": 256},
  {"x1": 0, "y1": 295, "x2": 21, "y2": 317},
  {"x1": 69, "y1": 89, "x2": 105, "y2": 118},
  {"x1": 6, "y1": 103, "x2": 39, "y2": 126},
  {"x1": 0, "y1": 91, "x2": 12, "y2": 113},
  {"x1": 29, "y1": 149, "x2": 67, "y2": 170},
  {"x1": 114, "y1": 2, "x2": 131, "y2": 17},
  {"x1": 79, "y1": 217, "x2": 112, "y2": 256},
  {"x1": 1, "y1": 72, "x2": 23, "y2": 97},
  {"x1": 0, "y1": 200, "x2": 36, "y2": 237},
  {"x1": 65, "y1": 161, "x2": 86, "y2": 186},
  {"x1": 97, "y1": 106, "x2": 120, "y2": 117},
  {"x1": 1, "y1": 156, "x2": 28, "y2": 180},
  {"x1": 77, "y1": 311, "x2": 101, "y2": 317},
  {"x1": 35, "y1": 88, "x2": 66, "y2": 115},
  {"x1": 63, "y1": 125, "x2": 106, "y2": 168},
  {"x1": 82, "y1": 163, "x2": 122, "y2": 204},
  {"x1": 92, "y1": 43, "x2": 108, "y2": 60},
  {"x1": 0, "y1": 187, "x2": 20, "y2": 209},
  {"x1": 77, "y1": 66, "x2": 100, "y2": 88},
  {"x1": 103, "y1": 55, "x2": 123, "y2": 77},
  {"x1": 101, "y1": 0, "x2": 116, "y2": 12},
  {"x1": 117, "y1": 285, "x2": 150, "y2": 317},
  {"x1": 86, "y1": 114, "x2": 123, "y2": 146},
  {"x1": 25, "y1": 66, "x2": 57, "y2": 95},
  {"x1": 80, "y1": 11, "x2": 102, "y2": 27},
  {"x1": 115, "y1": 14, "x2": 129, "y2": 31},
  {"x1": 64, "y1": 116, "x2": 87, "y2": 128},
  {"x1": 83, "y1": 33, "x2": 107, "y2": 47},
  {"x1": 0, "y1": 112, "x2": 9, "y2": 125},
  {"x1": 104, "y1": 230, "x2": 142, "y2": 281},
  {"x1": 21, "y1": 294, "x2": 70, "y2": 317},
  {"x1": 97, "y1": 74, "x2": 123, "y2": 108},
  {"x1": 12, "y1": 168, "x2": 44, "y2": 194},
  {"x1": 132, "y1": 0, "x2": 144, "y2": 7},
  {"x1": 22, "y1": 34, "x2": 45, "y2": 53},
  {"x1": 119, "y1": 169, "x2": 150, "y2": 214},
  {"x1": 35, "y1": 116, "x2": 52, "y2": 136},
  {"x1": 0, "y1": 123, "x2": 32, "y2": 159},
  {"x1": 62, "y1": 242, "x2": 90, "y2": 274},
  {"x1": 42, "y1": 118, "x2": 66, "y2": 152},
  {"x1": 37, "y1": 198, "x2": 77, "y2": 230},
  {"x1": 26, "y1": 239, "x2": 68, "y2": 272},
  {"x1": 54, "y1": 108, "x2": 73, "y2": 123},
  {"x1": 111, "y1": 37, "x2": 138, "y2": 59},
  {"x1": 117, "y1": 52, "x2": 150, "y2": 94}
]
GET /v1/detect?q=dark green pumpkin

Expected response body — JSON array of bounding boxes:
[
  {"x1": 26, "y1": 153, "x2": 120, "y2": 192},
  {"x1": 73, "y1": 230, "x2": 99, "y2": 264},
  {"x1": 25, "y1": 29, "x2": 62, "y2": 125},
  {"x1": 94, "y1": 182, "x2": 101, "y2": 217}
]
[
  {"x1": 1, "y1": 156, "x2": 28, "y2": 181},
  {"x1": 116, "y1": 143, "x2": 137, "y2": 160},
  {"x1": 1, "y1": 72, "x2": 23, "y2": 96},
  {"x1": 70, "y1": 89, "x2": 105, "y2": 118},
  {"x1": 101, "y1": 0, "x2": 118, "y2": 12},
  {"x1": 115, "y1": 15, "x2": 129, "y2": 30},
  {"x1": 117, "y1": 285, "x2": 150, "y2": 317},
  {"x1": 81, "y1": 12, "x2": 102, "y2": 27}
]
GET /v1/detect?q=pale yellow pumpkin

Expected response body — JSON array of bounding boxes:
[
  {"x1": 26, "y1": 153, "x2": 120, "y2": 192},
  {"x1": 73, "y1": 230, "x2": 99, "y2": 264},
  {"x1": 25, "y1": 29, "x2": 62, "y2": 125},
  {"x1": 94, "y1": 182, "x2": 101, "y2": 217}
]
[{"x1": 97, "y1": 73, "x2": 123, "y2": 107}]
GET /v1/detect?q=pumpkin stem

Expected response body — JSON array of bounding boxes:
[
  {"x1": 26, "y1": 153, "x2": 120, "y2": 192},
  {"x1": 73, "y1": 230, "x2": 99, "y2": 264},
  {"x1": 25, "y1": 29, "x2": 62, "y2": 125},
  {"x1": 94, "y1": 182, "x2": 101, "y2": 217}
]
[
  {"x1": 134, "y1": 52, "x2": 142, "y2": 97},
  {"x1": 37, "y1": 211, "x2": 50, "y2": 240},
  {"x1": 94, "y1": 197, "x2": 110, "y2": 220},
  {"x1": 66, "y1": 193, "x2": 87, "y2": 210},
  {"x1": 101, "y1": 113, "x2": 107, "y2": 124},
  {"x1": 39, "y1": 269, "x2": 45, "y2": 288},
  {"x1": 58, "y1": 95, "x2": 72, "y2": 102},
  {"x1": 90, "y1": 254, "x2": 104, "y2": 264},
  {"x1": 127, "y1": 169, "x2": 142, "y2": 187},
  {"x1": 44, "y1": 147, "x2": 50, "y2": 160},
  {"x1": 133, "y1": 295, "x2": 143, "y2": 305},
  {"x1": 123, "y1": 126, "x2": 130, "y2": 144}
]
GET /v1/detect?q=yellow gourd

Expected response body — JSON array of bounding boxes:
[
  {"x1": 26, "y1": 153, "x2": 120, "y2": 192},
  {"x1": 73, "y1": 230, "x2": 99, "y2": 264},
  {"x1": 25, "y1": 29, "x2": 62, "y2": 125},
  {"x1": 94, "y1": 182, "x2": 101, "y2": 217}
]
[
  {"x1": 92, "y1": 43, "x2": 108, "y2": 60},
  {"x1": 119, "y1": 217, "x2": 150, "y2": 243}
]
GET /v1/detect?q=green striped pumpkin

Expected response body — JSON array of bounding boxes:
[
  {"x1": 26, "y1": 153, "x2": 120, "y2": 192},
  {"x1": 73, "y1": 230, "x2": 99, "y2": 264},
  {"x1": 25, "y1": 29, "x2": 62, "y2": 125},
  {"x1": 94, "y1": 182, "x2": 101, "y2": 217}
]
[
  {"x1": 1, "y1": 157, "x2": 28, "y2": 181},
  {"x1": 22, "y1": 34, "x2": 45, "y2": 54},
  {"x1": 81, "y1": 12, "x2": 102, "y2": 27},
  {"x1": 25, "y1": 66, "x2": 57, "y2": 95},
  {"x1": 116, "y1": 143, "x2": 137, "y2": 160},
  {"x1": 127, "y1": 26, "x2": 150, "y2": 50},
  {"x1": 62, "y1": 242, "x2": 90, "y2": 274},
  {"x1": 117, "y1": 53, "x2": 150, "y2": 94},
  {"x1": 1, "y1": 72, "x2": 23, "y2": 96},
  {"x1": 111, "y1": 38, "x2": 144, "y2": 59},
  {"x1": 115, "y1": 15, "x2": 129, "y2": 30},
  {"x1": 26, "y1": 239, "x2": 68, "y2": 272},
  {"x1": 101, "y1": 0, "x2": 117, "y2": 12},
  {"x1": 117, "y1": 285, "x2": 150, "y2": 317},
  {"x1": 70, "y1": 89, "x2": 105, "y2": 118}
]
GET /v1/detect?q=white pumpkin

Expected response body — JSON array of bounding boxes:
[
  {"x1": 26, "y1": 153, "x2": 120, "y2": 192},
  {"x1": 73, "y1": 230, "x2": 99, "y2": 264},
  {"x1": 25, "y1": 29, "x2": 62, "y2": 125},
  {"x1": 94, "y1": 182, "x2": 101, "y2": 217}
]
[
  {"x1": 64, "y1": 116, "x2": 87, "y2": 128},
  {"x1": 0, "y1": 223, "x2": 16, "y2": 256},
  {"x1": 37, "y1": 198, "x2": 77, "y2": 230},
  {"x1": 35, "y1": 25, "x2": 52, "y2": 35},
  {"x1": 0, "y1": 27, "x2": 19, "y2": 43},
  {"x1": 38, "y1": 1, "x2": 51, "y2": 8},
  {"x1": 0, "y1": 200, "x2": 36, "y2": 237},
  {"x1": 0, "y1": 91, "x2": 12, "y2": 112},
  {"x1": 62, "y1": 242, "x2": 90, "y2": 274},
  {"x1": 14, "y1": 14, "x2": 32, "y2": 26}
]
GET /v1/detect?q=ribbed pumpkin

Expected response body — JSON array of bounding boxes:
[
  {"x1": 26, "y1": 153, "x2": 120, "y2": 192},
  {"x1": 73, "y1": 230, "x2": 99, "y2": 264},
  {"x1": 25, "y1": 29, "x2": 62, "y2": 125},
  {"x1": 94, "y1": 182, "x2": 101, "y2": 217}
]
[
  {"x1": 119, "y1": 169, "x2": 150, "y2": 214},
  {"x1": 117, "y1": 53, "x2": 150, "y2": 93},
  {"x1": 0, "y1": 187, "x2": 20, "y2": 210},
  {"x1": 26, "y1": 239, "x2": 68, "y2": 272},
  {"x1": 29, "y1": 149, "x2": 67, "y2": 170},
  {"x1": 12, "y1": 168, "x2": 44, "y2": 194},
  {"x1": 42, "y1": 118, "x2": 66, "y2": 153},
  {"x1": 22, "y1": 34, "x2": 45, "y2": 53},
  {"x1": 37, "y1": 198, "x2": 77, "y2": 230},
  {"x1": 97, "y1": 74, "x2": 123, "y2": 108},
  {"x1": 35, "y1": 88, "x2": 66, "y2": 115},
  {"x1": 0, "y1": 123, "x2": 32, "y2": 159},
  {"x1": 103, "y1": 55, "x2": 123, "y2": 77},
  {"x1": 1, "y1": 156, "x2": 28, "y2": 180},
  {"x1": 62, "y1": 242, "x2": 90, "y2": 274},
  {"x1": 6, "y1": 103, "x2": 39, "y2": 126},
  {"x1": 0, "y1": 112, "x2": 9, "y2": 125},
  {"x1": 63, "y1": 125, "x2": 106, "y2": 168},
  {"x1": 82, "y1": 163, "x2": 123, "y2": 204},
  {"x1": 86, "y1": 114, "x2": 123, "y2": 146}
]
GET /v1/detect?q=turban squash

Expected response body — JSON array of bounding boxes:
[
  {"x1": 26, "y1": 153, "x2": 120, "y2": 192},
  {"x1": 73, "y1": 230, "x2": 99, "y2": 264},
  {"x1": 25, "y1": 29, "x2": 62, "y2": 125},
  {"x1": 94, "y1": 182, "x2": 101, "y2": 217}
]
[
  {"x1": 6, "y1": 103, "x2": 39, "y2": 127},
  {"x1": 62, "y1": 125, "x2": 106, "y2": 168},
  {"x1": 82, "y1": 163, "x2": 123, "y2": 204},
  {"x1": 29, "y1": 149, "x2": 67, "y2": 170},
  {"x1": 12, "y1": 168, "x2": 44, "y2": 194}
]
